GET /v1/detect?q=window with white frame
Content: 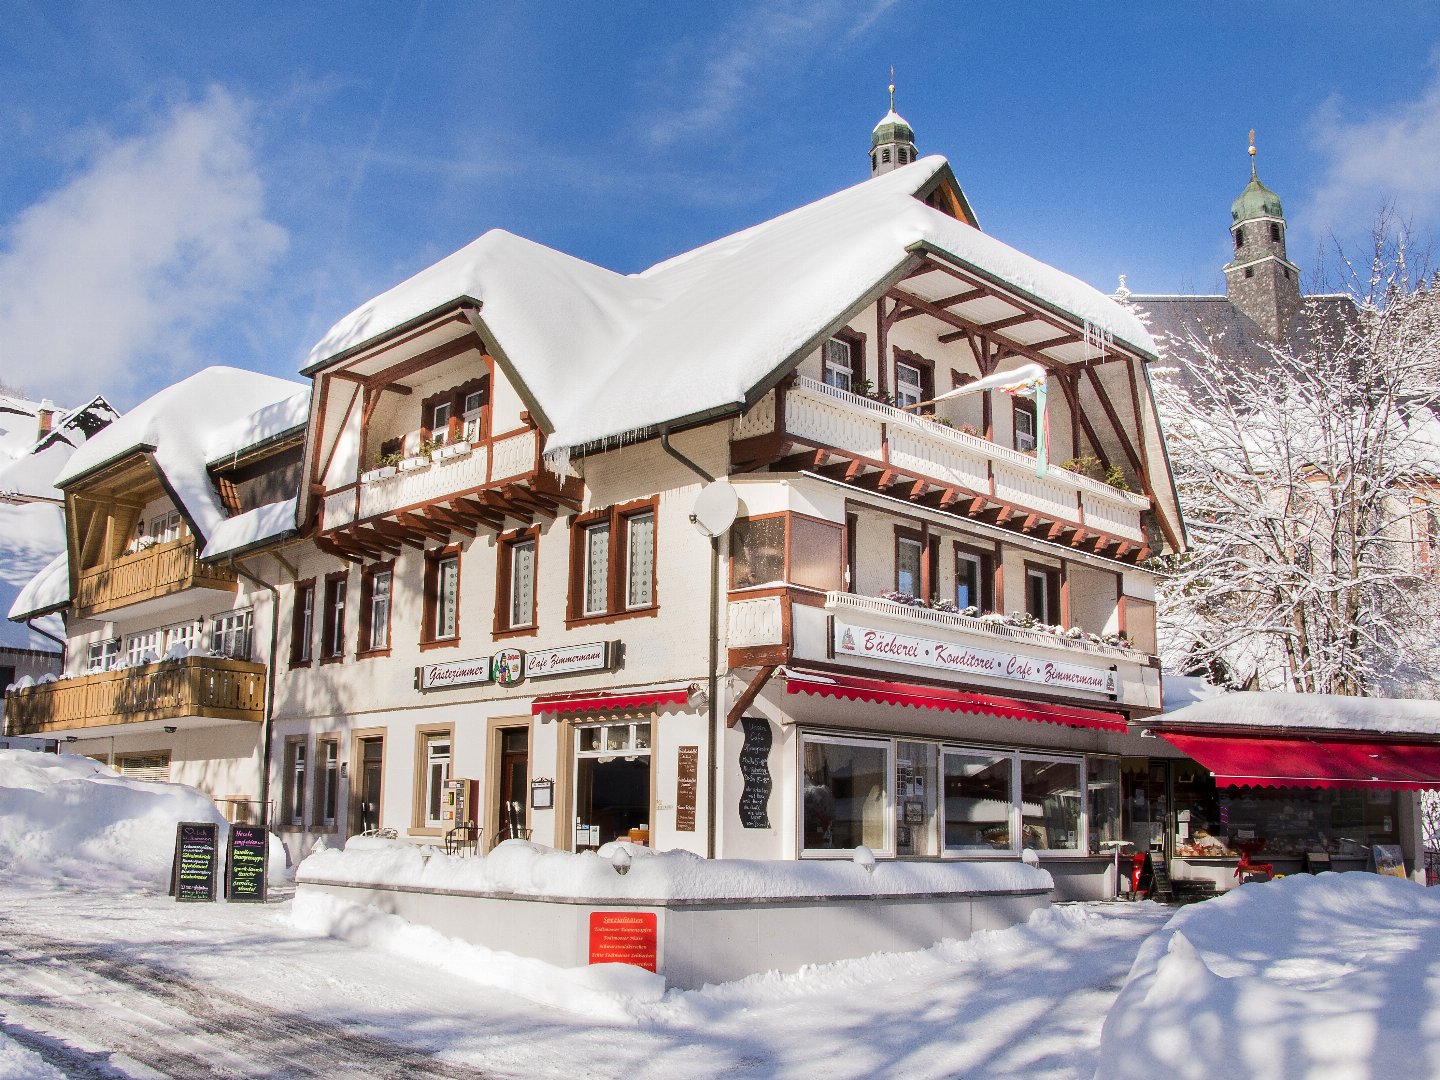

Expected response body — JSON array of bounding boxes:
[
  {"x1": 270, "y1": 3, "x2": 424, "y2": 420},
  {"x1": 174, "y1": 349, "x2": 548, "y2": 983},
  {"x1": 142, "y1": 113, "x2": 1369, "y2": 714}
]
[
  {"x1": 823, "y1": 336, "x2": 858, "y2": 392},
  {"x1": 210, "y1": 609, "x2": 253, "y2": 660},
  {"x1": 163, "y1": 619, "x2": 203, "y2": 655},
  {"x1": 895, "y1": 360, "x2": 924, "y2": 410},
  {"x1": 285, "y1": 739, "x2": 307, "y2": 826},
  {"x1": 626, "y1": 510, "x2": 655, "y2": 608},
  {"x1": 573, "y1": 720, "x2": 652, "y2": 849},
  {"x1": 896, "y1": 535, "x2": 924, "y2": 597},
  {"x1": 151, "y1": 510, "x2": 183, "y2": 544},
  {"x1": 125, "y1": 629, "x2": 162, "y2": 666},
  {"x1": 504, "y1": 536, "x2": 536, "y2": 629},
  {"x1": 87, "y1": 638, "x2": 121, "y2": 672},
  {"x1": 1087, "y1": 757, "x2": 1122, "y2": 852},
  {"x1": 315, "y1": 738, "x2": 340, "y2": 828},
  {"x1": 361, "y1": 565, "x2": 392, "y2": 652},
  {"x1": 430, "y1": 401, "x2": 452, "y2": 443},
  {"x1": 801, "y1": 734, "x2": 890, "y2": 854},
  {"x1": 460, "y1": 389, "x2": 486, "y2": 442},
  {"x1": 1014, "y1": 400, "x2": 1038, "y2": 452},
  {"x1": 583, "y1": 520, "x2": 610, "y2": 615},
  {"x1": 422, "y1": 732, "x2": 452, "y2": 828},
  {"x1": 943, "y1": 749, "x2": 1014, "y2": 851},
  {"x1": 1019, "y1": 757, "x2": 1083, "y2": 851},
  {"x1": 433, "y1": 555, "x2": 458, "y2": 639},
  {"x1": 1025, "y1": 565, "x2": 1061, "y2": 625}
]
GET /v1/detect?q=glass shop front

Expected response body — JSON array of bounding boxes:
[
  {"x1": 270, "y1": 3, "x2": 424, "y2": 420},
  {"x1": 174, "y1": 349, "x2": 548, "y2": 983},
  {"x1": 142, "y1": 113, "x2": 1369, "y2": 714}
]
[{"x1": 1121, "y1": 757, "x2": 1401, "y2": 879}]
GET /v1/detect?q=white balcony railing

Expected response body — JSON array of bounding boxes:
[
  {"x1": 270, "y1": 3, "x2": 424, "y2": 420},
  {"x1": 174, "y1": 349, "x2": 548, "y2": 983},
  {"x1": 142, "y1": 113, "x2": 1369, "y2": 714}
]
[
  {"x1": 351, "y1": 429, "x2": 539, "y2": 523},
  {"x1": 825, "y1": 592, "x2": 1142, "y2": 663},
  {"x1": 775, "y1": 377, "x2": 1149, "y2": 543}
]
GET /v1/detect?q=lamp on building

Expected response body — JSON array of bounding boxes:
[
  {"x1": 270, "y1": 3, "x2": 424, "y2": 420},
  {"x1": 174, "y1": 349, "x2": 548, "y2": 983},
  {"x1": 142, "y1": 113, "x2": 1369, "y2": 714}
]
[{"x1": 64, "y1": 736, "x2": 78, "y2": 743}]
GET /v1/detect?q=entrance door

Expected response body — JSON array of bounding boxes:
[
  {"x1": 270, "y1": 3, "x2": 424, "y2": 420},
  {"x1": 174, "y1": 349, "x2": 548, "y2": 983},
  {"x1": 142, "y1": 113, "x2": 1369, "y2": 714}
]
[
  {"x1": 572, "y1": 720, "x2": 652, "y2": 850},
  {"x1": 1122, "y1": 757, "x2": 1171, "y2": 862},
  {"x1": 358, "y1": 736, "x2": 384, "y2": 833},
  {"x1": 496, "y1": 728, "x2": 529, "y2": 841}
]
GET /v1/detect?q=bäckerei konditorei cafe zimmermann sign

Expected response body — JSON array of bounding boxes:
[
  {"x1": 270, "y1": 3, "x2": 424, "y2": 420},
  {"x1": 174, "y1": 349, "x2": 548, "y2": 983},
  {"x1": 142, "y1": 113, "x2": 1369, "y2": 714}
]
[{"x1": 833, "y1": 621, "x2": 1117, "y2": 694}]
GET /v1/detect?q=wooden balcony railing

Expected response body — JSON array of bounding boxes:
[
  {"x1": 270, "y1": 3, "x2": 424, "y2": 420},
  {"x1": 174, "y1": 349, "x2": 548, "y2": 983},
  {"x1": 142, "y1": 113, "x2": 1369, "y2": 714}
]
[
  {"x1": 76, "y1": 537, "x2": 237, "y2": 619},
  {"x1": 735, "y1": 377, "x2": 1152, "y2": 549},
  {"x1": 3, "y1": 656, "x2": 266, "y2": 737}
]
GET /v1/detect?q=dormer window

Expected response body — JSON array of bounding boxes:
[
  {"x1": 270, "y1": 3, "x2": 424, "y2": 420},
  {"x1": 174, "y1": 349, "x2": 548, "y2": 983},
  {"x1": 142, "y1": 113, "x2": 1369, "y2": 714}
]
[
  {"x1": 430, "y1": 401, "x2": 452, "y2": 441},
  {"x1": 421, "y1": 376, "x2": 490, "y2": 446}
]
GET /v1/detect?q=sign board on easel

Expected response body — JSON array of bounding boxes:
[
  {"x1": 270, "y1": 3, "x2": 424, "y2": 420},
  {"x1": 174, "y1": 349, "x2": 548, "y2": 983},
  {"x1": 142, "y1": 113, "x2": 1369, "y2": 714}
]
[
  {"x1": 170, "y1": 821, "x2": 218, "y2": 902},
  {"x1": 225, "y1": 824, "x2": 268, "y2": 902}
]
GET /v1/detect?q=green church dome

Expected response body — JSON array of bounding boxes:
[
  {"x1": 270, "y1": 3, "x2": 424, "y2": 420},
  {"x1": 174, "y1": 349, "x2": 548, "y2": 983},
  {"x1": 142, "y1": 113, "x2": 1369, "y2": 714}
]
[
  {"x1": 872, "y1": 109, "x2": 914, "y2": 149},
  {"x1": 1231, "y1": 175, "x2": 1284, "y2": 223}
]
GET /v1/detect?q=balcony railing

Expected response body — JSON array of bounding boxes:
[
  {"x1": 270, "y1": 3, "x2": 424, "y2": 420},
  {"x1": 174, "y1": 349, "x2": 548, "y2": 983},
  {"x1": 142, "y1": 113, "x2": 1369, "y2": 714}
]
[
  {"x1": 327, "y1": 428, "x2": 541, "y2": 529},
  {"x1": 4, "y1": 655, "x2": 266, "y2": 737},
  {"x1": 75, "y1": 537, "x2": 237, "y2": 619},
  {"x1": 746, "y1": 377, "x2": 1150, "y2": 543}
]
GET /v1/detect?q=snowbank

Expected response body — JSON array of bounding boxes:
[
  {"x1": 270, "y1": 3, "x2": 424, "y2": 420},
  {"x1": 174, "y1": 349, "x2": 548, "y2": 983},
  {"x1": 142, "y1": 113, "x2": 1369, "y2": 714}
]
[
  {"x1": 1095, "y1": 873, "x2": 1440, "y2": 1079},
  {"x1": 0, "y1": 1035, "x2": 66, "y2": 1080},
  {"x1": 299, "y1": 836, "x2": 1051, "y2": 901},
  {"x1": 0, "y1": 749, "x2": 283, "y2": 892}
]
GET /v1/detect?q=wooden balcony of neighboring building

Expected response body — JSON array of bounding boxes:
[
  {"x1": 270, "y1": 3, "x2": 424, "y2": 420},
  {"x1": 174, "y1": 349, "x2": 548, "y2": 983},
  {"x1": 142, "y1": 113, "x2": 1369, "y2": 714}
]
[
  {"x1": 317, "y1": 424, "x2": 582, "y2": 561},
  {"x1": 75, "y1": 537, "x2": 238, "y2": 620},
  {"x1": 3, "y1": 655, "x2": 266, "y2": 737},
  {"x1": 731, "y1": 376, "x2": 1154, "y2": 563}
]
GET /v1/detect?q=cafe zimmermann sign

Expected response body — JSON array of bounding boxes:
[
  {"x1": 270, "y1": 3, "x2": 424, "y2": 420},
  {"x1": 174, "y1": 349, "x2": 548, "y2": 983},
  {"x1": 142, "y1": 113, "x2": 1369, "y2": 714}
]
[{"x1": 833, "y1": 621, "x2": 1116, "y2": 695}]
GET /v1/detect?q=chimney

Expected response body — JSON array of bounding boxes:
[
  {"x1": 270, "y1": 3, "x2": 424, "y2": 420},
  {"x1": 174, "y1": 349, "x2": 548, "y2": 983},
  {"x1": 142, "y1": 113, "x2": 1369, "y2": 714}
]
[{"x1": 36, "y1": 400, "x2": 55, "y2": 440}]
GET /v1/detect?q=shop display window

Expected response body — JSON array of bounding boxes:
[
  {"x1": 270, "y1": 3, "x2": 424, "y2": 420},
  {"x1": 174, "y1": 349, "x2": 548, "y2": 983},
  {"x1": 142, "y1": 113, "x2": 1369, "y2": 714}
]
[
  {"x1": 1173, "y1": 769, "x2": 1400, "y2": 859},
  {"x1": 574, "y1": 720, "x2": 652, "y2": 850},
  {"x1": 802, "y1": 735, "x2": 890, "y2": 853},
  {"x1": 1020, "y1": 757, "x2": 1083, "y2": 851},
  {"x1": 1087, "y1": 757, "x2": 1123, "y2": 852},
  {"x1": 943, "y1": 750, "x2": 1013, "y2": 851},
  {"x1": 895, "y1": 742, "x2": 939, "y2": 857}
]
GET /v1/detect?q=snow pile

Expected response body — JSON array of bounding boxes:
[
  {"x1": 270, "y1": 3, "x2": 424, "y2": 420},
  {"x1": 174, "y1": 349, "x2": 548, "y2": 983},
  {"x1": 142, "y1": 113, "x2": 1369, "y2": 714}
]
[
  {"x1": 0, "y1": 749, "x2": 282, "y2": 891},
  {"x1": 0, "y1": 1036, "x2": 65, "y2": 1080},
  {"x1": 291, "y1": 889, "x2": 664, "y2": 1018},
  {"x1": 1095, "y1": 873, "x2": 1440, "y2": 1079},
  {"x1": 299, "y1": 836, "x2": 1051, "y2": 900}
]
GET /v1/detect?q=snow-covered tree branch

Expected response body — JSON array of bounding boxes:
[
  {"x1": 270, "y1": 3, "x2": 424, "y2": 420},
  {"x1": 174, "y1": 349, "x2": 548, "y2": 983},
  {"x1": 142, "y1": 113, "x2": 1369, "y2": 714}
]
[{"x1": 1151, "y1": 229, "x2": 1440, "y2": 695}]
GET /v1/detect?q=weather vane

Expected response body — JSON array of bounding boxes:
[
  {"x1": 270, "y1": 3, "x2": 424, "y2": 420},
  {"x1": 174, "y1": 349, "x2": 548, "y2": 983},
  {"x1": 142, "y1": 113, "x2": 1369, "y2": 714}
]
[
  {"x1": 889, "y1": 65, "x2": 895, "y2": 112},
  {"x1": 1249, "y1": 128, "x2": 1257, "y2": 178}
]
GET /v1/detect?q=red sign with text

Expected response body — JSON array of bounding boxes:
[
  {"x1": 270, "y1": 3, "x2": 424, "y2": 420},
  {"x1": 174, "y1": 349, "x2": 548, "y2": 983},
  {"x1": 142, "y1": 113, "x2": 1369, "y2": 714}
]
[{"x1": 588, "y1": 911, "x2": 658, "y2": 971}]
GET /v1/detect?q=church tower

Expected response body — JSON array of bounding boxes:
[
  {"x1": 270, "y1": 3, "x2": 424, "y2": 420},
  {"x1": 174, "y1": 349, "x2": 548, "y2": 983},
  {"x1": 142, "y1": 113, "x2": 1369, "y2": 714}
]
[
  {"x1": 871, "y1": 74, "x2": 917, "y2": 176},
  {"x1": 1222, "y1": 132, "x2": 1302, "y2": 338}
]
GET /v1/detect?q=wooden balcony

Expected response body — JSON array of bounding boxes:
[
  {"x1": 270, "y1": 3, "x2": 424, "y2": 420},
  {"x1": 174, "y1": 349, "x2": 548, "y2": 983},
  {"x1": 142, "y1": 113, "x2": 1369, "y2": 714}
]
[
  {"x1": 75, "y1": 537, "x2": 238, "y2": 619},
  {"x1": 732, "y1": 376, "x2": 1153, "y2": 562},
  {"x1": 318, "y1": 426, "x2": 582, "y2": 561},
  {"x1": 4, "y1": 655, "x2": 266, "y2": 737}
]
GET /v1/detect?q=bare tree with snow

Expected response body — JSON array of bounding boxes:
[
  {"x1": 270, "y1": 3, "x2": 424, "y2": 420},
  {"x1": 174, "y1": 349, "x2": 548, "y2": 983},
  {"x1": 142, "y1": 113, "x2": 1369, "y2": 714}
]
[{"x1": 1151, "y1": 226, "x2": 1440, "y2": 696}]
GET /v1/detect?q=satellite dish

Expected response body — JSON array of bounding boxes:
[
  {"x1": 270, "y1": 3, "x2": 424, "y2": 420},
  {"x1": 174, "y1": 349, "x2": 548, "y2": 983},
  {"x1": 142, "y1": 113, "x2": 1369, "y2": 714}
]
[{"x1": 690, "y1": 480, "x2": 739, "y2": 537}]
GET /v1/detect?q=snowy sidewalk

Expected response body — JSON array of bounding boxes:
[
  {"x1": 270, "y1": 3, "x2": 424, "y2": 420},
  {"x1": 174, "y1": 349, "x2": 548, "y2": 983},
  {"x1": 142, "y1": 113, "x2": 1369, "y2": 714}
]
[{"x1": 0, "y1": 882, "x2": 1169, "y2": 1080}]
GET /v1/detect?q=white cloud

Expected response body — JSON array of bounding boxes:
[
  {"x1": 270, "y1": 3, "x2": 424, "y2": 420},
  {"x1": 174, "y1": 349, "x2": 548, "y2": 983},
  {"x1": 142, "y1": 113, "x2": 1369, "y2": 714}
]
[
  {"x1": 0, "y1": 89, "x2": 287, "y2": 403},
  {"x1": 1307, "y1": 61, "x2": 1440, "y2": 238}
]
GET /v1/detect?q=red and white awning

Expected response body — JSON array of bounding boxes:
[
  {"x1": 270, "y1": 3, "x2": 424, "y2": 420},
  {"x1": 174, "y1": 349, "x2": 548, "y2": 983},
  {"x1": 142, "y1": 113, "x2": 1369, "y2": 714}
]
[
  {"x1": 783, "y1": 669, "x2": 1127, "y2": 732},
  {"x1": 1159, "y1": 731, "x2": 1440, "y2": 790},
  {"x1": 530, "y1": 684, "x2": 692, "y2": 718}
]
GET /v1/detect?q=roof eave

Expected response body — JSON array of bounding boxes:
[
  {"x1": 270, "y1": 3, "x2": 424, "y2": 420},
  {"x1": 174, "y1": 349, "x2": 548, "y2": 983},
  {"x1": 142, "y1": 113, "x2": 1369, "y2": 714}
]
[{"x1": 300, "y1": 296, "x2": 484, "y2": 378}]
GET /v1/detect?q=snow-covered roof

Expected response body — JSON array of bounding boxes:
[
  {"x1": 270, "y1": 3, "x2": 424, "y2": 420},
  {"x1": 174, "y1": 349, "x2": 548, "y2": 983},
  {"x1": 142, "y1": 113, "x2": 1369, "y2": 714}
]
[
  {"x1": 6, "y1": 551, "x2": 68, "y2": 625},
  {"x1": 1159, "y1": 690, "x2": 1440, "y2": 739},
  {"x1": 305, "y1": 157, "x2": 1157, "y2": 456},
  {"x1": 1161, "y1": 674, "x2": 1230, "y2": 713},
  {"x1": 0, "y1": 505, "x2": 66, "y2": 648},
  {"x1": 872, "y1": 108, "x2": 912, "y2": 133},
  {"x1": 205, "y1": 388, "x2": 310, "y2": 466},
  {"x1": 0, "y1": 395, "x2": 119, "y2": 503},
  {"x1": 57, "y1": 368, "x2": 305, "y2": 545},
  {"x1": 201, "y1": 496, "x2": 299, "y2": 561}
]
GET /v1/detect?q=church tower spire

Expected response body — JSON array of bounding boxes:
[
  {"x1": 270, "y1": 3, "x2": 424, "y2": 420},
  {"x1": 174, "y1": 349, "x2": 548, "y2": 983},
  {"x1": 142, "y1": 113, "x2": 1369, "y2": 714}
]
[
  {"x1": 871, "y1": 69, "x2": 917, "y2": 175},
  {"x1": 1223, "y1": 130, "x2": 1302, "y2": 338}
]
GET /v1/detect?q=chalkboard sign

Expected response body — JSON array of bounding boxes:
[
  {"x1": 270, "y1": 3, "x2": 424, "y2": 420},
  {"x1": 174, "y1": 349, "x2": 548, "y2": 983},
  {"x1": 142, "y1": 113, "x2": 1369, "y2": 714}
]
[
  {"x1": 738, "y1": 716, "x2": 772, "y2": 829},
  {"x1": 675, "y1": 746, "x2": 699, "y2": 833},
  {"x1": 226, "y1": 824, "x2": 268, "y2": 902},
  {"x1": 171, "y1": 821, "x2": 218, "y2": 903}
]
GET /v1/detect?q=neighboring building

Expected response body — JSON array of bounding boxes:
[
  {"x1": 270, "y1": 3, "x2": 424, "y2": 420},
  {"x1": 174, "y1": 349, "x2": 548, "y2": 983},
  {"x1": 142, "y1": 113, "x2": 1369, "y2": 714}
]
[
  {"x1": 1, "y1": 393, "x2": 118, "y2": 712},
  {"x1": 267, "y1": 108, "x2": 1191, "y2": 899},
  {"x1": 5, "y1": 369, "x2": 306, "y2": 820},
  {"x1": 1113, "y1": 142, "x2": 1436, "y2": 887}
]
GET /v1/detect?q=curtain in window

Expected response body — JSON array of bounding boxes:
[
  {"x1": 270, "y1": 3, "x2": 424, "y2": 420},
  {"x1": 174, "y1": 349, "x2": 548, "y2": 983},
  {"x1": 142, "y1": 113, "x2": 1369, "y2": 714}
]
[
  {"x1": 627, "y1": 514, "x2": 654, "y2": 608},
  {"x1": 511, "y1": 542, "x2": 535, "y2": 625},
  {"x1": 586, "y1": 524, "x2": 610, "y2": 613}
]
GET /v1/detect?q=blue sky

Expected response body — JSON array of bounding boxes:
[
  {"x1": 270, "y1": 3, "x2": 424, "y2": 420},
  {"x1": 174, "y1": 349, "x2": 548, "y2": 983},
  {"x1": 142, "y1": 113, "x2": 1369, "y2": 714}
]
[{"x1": 2, "y1": 2, "x2": 1438, "y2": 408}]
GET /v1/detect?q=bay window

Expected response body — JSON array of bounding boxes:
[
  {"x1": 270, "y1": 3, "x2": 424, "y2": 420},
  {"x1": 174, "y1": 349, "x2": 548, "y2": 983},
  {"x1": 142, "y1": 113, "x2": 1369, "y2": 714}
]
[{"x1": 730, "y1": 513, "x2": 843, "y2": 592}]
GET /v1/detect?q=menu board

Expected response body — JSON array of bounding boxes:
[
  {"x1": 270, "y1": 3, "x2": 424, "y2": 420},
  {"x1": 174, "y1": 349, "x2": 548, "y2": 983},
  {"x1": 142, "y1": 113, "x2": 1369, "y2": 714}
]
[
  {"x1": 1373, "y1": 845, "x2": 1407, "y2": 879},
  {"x1": 675, "y1": 746, "x2": 699, "y2": 832},
  {"x1": 738, "y1": 717, "x2": 772, "y2": 829},
  {"x1": 226, "y1": 824, "x2": 268, "y2": 902},
  {"x1": 171, "y1": 821, "x2": 218, "y2": 903}
]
